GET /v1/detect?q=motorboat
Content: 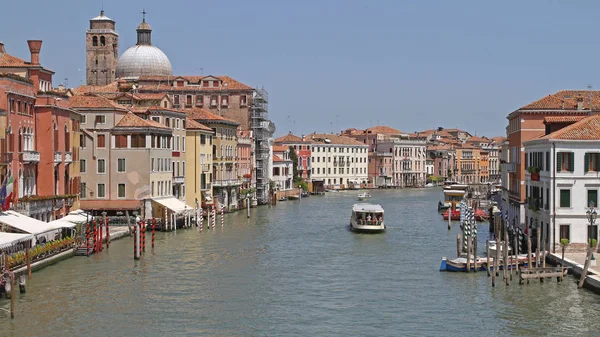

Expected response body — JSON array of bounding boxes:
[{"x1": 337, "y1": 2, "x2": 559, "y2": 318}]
[
  {"x1": 350, "y1": 203, "x2": 385, "y2": 233},
  {"x1": 357, "y1": 192, "x2": 372, "y2": 201},
  {"x1": 440, "y1": 253, "x2": 538, "y2": 272},
  {"x1": 442, "y1": 208, "x2": 487, "y2": 221},
  {"x1": 488, "y1": 240, "x2": 512, "y2": 256},
  {"x1": 288, "y1": 195, "x2": 299, "y2": 200},
  {"x1": 438, "y1": 187, "x2": 467, "y2": 211}
]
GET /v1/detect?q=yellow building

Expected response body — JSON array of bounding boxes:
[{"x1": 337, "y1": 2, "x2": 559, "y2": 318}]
[
  {"x1": 186, "y1": 108, "x2": 240, "y2": 211},
  {"x1": 456, "y1": 145, "x2": 480, "y2": 184},
  {"x1": 184, "y1": 118, "x2": 214, "y2": 209}
]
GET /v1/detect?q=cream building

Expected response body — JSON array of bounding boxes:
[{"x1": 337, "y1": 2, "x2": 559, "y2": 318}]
[
  {"x1": 308, "y1": 133, "x2": 369, "y2": 189},
  {"x1": 271, "y1": 146, "x2": 293, "y2": 190},
  {"x1": 184, "y1": 118, "x2": 214, "y2": 209},
  {"x1": 377, "y1": 136, "x2": 427, "y2": 187}
]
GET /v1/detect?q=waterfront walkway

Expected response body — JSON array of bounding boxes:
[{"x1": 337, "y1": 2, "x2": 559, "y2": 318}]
[{"x1": 549, "y1": 252, "x2": 600, "y2": 293}]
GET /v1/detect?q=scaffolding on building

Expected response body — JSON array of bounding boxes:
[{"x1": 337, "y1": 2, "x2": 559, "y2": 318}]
[{"x1": 252, "y1": 87, "x2": 273, "y2": 204}]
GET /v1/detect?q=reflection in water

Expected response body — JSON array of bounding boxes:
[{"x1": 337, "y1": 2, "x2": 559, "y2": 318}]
[{"x1": 0, "y1": 188, "x2": 599, "y2": 336}]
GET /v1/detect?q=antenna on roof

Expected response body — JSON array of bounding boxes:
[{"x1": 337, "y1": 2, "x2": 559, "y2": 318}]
[{"x1": 588, "y1": 84, "x2": 593, "y2": 114}]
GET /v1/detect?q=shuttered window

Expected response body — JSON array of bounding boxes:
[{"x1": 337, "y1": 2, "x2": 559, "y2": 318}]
[
  {"x1": 557, "y1": 152, "x2": 574, "y2": 172},
  {"x1": 588, "y1": 189, "x2": 598, "y2": 208},
  {"x1": 115, "y1": 135, "x2": 127, "y2": 148},
  {"x1": 560, "y1": 225, "x2": 570, "y2": 241},
  {"x1": 560, "y1": 189, "x2": 571, "y2": 208},
  {"x1": 585, "y1": 153, "x2": 600, "y2": 172}
]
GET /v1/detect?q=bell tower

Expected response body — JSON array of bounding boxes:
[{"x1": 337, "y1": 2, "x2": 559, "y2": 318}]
[{"x1": 86, "y1": 10, "x2": 119, "y2": 86}]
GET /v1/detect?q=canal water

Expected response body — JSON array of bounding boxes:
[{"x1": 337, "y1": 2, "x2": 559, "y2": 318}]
[{"x1": 1, "y1": 188, "x2": 600, "y2": 336}]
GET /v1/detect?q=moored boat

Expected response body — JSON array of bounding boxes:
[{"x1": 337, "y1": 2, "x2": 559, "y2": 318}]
[
  {"x1": 438, "y1": 186, "x2": 467, "y2": 211},
  {"x1": 442, "y1": 208, "x2": 487, "y2": 221},
  {"x1": 357, "y1": 192, "x2": 372, "y2": 201},
  {"x1": 440, "y1": 253, "x2": 538, "y2": 272},
  {"x1": 350, "y1": 203, "x2": 385, "y2": 233}
]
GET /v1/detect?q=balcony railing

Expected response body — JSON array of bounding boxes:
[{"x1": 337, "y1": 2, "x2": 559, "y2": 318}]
[
  {"x1": 64, "y1": 151, "x2": 73, "y2": 164},
  {"x1": 201, "y1": 183, "x2": 212, "y2": 191},
  {"x1": 54, "y1": 151, "x2": 62, "y2": 164},
  {"x1": 503, "y1": 162, "x2": 516, "y2": 173},
  {"x1": 213, "y1": 179, "x2": 243, "y2": 187},
  {"x1": 15, "y1": 199, "x2": 53, "y2": 216},
  {"x1": 20, "y1": 150, "x2": 40, "y2": 163},
  {"x1": 172, "y1": 176, "x2": 185, "y2": 184}
]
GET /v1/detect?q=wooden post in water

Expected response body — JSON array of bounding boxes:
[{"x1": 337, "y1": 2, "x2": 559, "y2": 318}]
[
  {"x1": 495, "y1": 229, "x2": 501, "y2": 278},
  {"x1": 486, "y1": 240, "x2": 491, "y2": 277},
  {"x1": 152, "y1": 218, "x2": 156, "y2": 248},
  {"x1": 527, "y1": 237, "x2": 532, "y2": 284},
  {"x1": 106, "y1": 216, "x2": 110, "y2": 249},
  {"x1": 448, "y1": 208, "x2": 451, "y2": 230},
  {"x1": 466, "y1": 237, "x2": 471, "y2": 272},
  {"x1": 536, "y1": 229, "x2": 541, "y2": 270},
  {"x1": 541, "y1": 237, "x2": 546, "y2": 283},
  {"x1": 247, "y1": 197, "x2": 251, "y2": 218},
  {"x1": 504, "y1": 231, "x2": 510, "y2": 285},
  {"x1": 514, "y1": 230, "x2": 519, "y2": 274},
  {"x1": 99, "y1": 219, "x2": 103, "y2": 252},
  {"x1": 473, "y1": 228, "x2": 478, "y2": 273},
  {"x1": 456, "y1": 234, "x2": 461, "y2": 258},
  {"x1": 578, "y1": 243, "x2": 595, "y2": 289}
]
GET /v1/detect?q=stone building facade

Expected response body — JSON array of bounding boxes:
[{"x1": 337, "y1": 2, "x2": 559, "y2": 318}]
[{"x1": 86, "y1": 11, "x2": 118, "y2": 86}]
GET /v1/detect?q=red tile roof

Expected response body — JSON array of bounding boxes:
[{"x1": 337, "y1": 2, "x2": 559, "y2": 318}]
[
  {"x1": 490, "y1": 136, "x2": 507, "y2": 144},
  {"x1": 69, "y1": 94, "x2": 126, "y2": 110},
  {"x1": 273, "y1": 155, "x2": 284, "y2": 162},
  {"x1": 185, "y1": 107, "x2": 239, "y2": 125},
  {"x1": 115, "y1": 112, "x2": 170, "y2": 129},
  {"x1": 138, "y1": 75, "x2": 253, "y2": 90},
  {"x1": 136, "y1": 92, "x2": 167, "y2": 100},
  {"x1": 0, "y1": 53, "x2": 31, "y2": 68},
  {"x1": 519, "y1": 90, "x2": 600, "y2": 111},
  {"x1": 273, "y1": 145, "x2": 289, "y2": 152},
  {"x1": 185, "y1": 118, "x2": 212, "y2": 131},
  {"x1": 543, "y1": 116, "x2": 586, "y2": 124},
  {"x1": 466, "y1": 136, "x2": 488, "y2": 143},
  {"x1": 71, "y1": 82, "x2": 120, "y2": 95},
  {"x1": 366, "y1": 125, "x2": 404, "y2": 135},
  {"x1": 274, "y1": 133, "x2": 304, "y2": 143},
  {"x1": 539, "y1": 114, "x2": 600, "y2": 140},
  {"x1": 308, "y1": 133, "x2": 366, "y2": 146}
]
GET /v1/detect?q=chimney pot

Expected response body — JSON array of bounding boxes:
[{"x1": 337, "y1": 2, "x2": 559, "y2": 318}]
[
  {"x1": 0, "y1": 42, "x2": 5, "y2": 55},
  {"x1": 27, "y1": 40, "x2": 42, "y2": 65}
]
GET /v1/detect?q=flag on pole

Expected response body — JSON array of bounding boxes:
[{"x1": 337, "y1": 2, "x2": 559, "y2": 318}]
[{"x1": 2, "y1": 175, "x2": 14, "y2": 211}]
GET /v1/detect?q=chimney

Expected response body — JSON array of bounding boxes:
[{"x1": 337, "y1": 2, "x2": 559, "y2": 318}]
[
  {"x1": 577, "y1": 96, "x2": 584, "y2": 110},
  {"x1": 27, "y1": 40, "x2": 42, "y2": 65},
  {"x1": 0, "y1": 42, "x2": 4, "y2": 56},
  {"x1": 301, "y1": 134, "x2": 305, "y2": 142}
]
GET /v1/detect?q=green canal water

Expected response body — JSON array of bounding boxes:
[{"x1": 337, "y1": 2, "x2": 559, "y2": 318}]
[{"x1": 1, "y1": 188, "x2": 600, "y2": 336}]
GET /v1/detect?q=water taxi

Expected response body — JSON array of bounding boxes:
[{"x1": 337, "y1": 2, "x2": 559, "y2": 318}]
[
  {"x1": 438, "y1": 186, "x2": 467, "y2": 211},
  {"x1": 357, "y1": 192, "x2": 372, "y2": 201},
  {"x1": 350, "y1": 203, "x2": 385, "y2": 232}
]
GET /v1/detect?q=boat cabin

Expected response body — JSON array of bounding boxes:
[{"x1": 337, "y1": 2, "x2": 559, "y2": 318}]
[{"x1": 352, "y1": 203, "x2": 384, "y2": 226}]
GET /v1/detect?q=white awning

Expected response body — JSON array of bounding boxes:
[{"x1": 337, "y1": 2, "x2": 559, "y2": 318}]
[
  {"x1": 0, "y1": 232, "x2": 33, "y2": 250},
  {"x1": 201, "y1": 192, "x2": 213, "y2": 203},
  {"x1": 152, "y1": 197, "x2": 193, "y2": 214},
  {"x1": 48, "y1": 220, "x2": 78, "y2": 229},
  {"x1": 0, "y1": 211, "x2": 60, "y2": 235},
  {"x1": 60, "y1": 211, "x2": 90, "y2": 224}
]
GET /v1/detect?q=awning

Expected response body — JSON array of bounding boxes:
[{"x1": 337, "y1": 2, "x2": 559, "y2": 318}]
[
  {"x1": 152, "y1": 197, "x2": 193, "y2": 214},
  {"x1": 48, "y1": 220, "x2": 78, "y2": 229},
  {"x1": 60, "y1": 210, "x2": 90, "y2": 224},
  {"x1": 201, "y1": 192, "x2": 213, "y2": 203},
  {"x1": 80, "y1": 200, "x2": 141, "y2": 211},
  {"x1": 0, "y1": 211, "x2": 61, "y2": 235},
  {"x1": 0, "y1": 232, "x2": 34, "y2": 250}
]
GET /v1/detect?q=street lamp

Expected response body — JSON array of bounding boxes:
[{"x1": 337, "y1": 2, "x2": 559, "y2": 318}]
[{"x1": 587, "y1": 201, "x2": 597, "y2": 244}]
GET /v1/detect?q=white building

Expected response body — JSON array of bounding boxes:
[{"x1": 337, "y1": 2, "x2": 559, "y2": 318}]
[
  {"x1": 377, "y1": 137, "x2": 427, "y2": 187},
  {"x1": 523, "y1": 114, "x2": 600, "y2": 252},
  {"x1": 271, "y1": 145, "x2": 293, "y2": 190},
  {"x1": 308, "y1": 133, "x2": 369, "y2": 189}
]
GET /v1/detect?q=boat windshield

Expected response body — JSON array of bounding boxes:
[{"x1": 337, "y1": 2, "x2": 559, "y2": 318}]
[{"x1": 355, "y1": 211, "x2": 384, "y2": 225}]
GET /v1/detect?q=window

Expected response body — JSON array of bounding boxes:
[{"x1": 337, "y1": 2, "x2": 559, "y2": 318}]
[
  {"x1": 174, "y1": 95, "x2": 180, "y2": 105},
  {"x1": 213, "y1": 81, "x2": 219, "y2": 87},
  {"x1": 240, "y1": 95, "x2": 247, "y2": 106},
  {"x1": 151, "y1": 181, "x2": 154, "y2": 196},
  {"x1": 118, "y1": 158, "x2": 126, "y2": 172},
  {"x1": 556, "y1": 152, "x2": 574, "y2": 172},
  {"x1": 585, "y1": 153, "x2": 600, "y2": 172},
  {"x1": 80, "y1": 183, "x2": 86, "y2": 198},
  {"x1": 118, "y1": 184, "x2": 125, "y2": 198},
  {"x1": 182, "y1": 161, "x2": 186, "y2": 176},
  {"x1": 151, "y1": 116, "x2": 160, "y2": 123},
  {"x1": 115, "y1": 135, "x2": 127, "y2": 148},
  {"x1": 559, "y1": 189, "x2": 571, "y2": 208},
  {"x1": 81, "y1": 115, "x2": 87, "y2": 124},
  {"x1": 100, "y1": 36, "x2": 105, "y2": 46},
  {"x1": 97, "y1": 134, "x2": 106, "y2": 148},
  {"x1": 182, "y1": 137, "x2": 185, "y2": 152},
  {"x1": 151, "y1": 158, "x2": 155, "y2": 171},
  {"x1": 130, "y1": 135, "x2": 146, "y2": 148},
  {"x1": 80, "y1": 159, "x2": 86, "y2": 173},
  {"x1": 186, "y1": 95, "x2": 192, "y2": 106},
  {"x1": 201, "y1": 134, "x2": 206, "y2": 145},
  {"x1": 196, "y1": 95, "x2": 203, "y2": 106},
  {"x1": 221, "y1": 96, "x2": 228, "y2": 106},
  {"x1": 97, "y1": 159, "x2": 106, "y2": 174},
  {"x1": 97, "y1": 184, "x2": 106, "y2": 198},
  {"x1": 95, "y1": 115, "x2": 105, "y2": 124},
  {"x1": 588, "y1": 189, "x2": 598, "y2": 208},
  {"x1": 211, "y1": 95, "x2": 217, "y2": 107},
  {"x1": 560, "y1": 225, "x2": 570, "y2": 241},
  {"x1": 203, "y1": 81, "x2": 209, "y2": 87}
]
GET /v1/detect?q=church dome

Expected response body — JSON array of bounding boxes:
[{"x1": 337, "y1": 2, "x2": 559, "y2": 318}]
[
  {"x1": 116, "y1": 45, "x2": 172, "y2": 78},
  {"x1": 115, "y1": 16, "x2": 172, "y2": 78}
]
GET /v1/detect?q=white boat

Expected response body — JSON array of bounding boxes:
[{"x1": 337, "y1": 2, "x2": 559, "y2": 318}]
[
  {"x1": 350, "y1": 203, "x2": 385, "y2": 232},
  {"x1": 438, "y1": 188, "x2": 466, "y2": 211},
  {"x1": 488, "y1": 240, "x2": 512, "y2": 256},
  {"x1": 357, "y1": 192, "x2": 372, "y2": 200}
]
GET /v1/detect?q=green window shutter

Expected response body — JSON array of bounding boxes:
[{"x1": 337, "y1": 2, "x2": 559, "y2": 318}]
[
  {"x1": 585, "y1": 153, "x2": 590, "y2": 172},
  {"x1": 596, "y1": 154, "x2": 600, "y2": 171},
  {"x1": 569, "y1": 152, "x2": 574, "y2": 172},
  {"x1": 560, "y1": 189, "x2": 571, "y2": 208},
  {"x1": 588, "y1": 190, "x2": 598, "y2": 208},
  {"x1": 556, "y1": 152, "x2": 562, "y2": 172}
]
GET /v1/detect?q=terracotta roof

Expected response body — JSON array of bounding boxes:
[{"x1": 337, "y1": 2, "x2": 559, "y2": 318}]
[
  {"x1": 136, "y1": 92, "x2": 167, "y2": 100},
  {"x1": 0, "y1": 53, "x2": 31, "y2": 68},
  {"x1": 490, "y1": 136, "x2": 507, "y2": 144},
  {"x1": 519, "y1": 90, "x2": 600, "y2": 111},
  {"x1": 539, "y1": 114, "x2": 600, "y2": 140},
  {"x1": 366, "y1": 125, "x2": 404, "y2": 135},
  {"x1": 69, "y1": 94, "x2": 125, "y2": 110},
  {"x1": 466, "y1": 136, "x2": 488, "y2": 143},
  {"x1": 543, "y1": 116, "x2": 586, "y2": 124},
  {"x1": 185, "y1": 107, "x2": 239, "y2": 125},
  {"x1": 427, "y1": 144, "x2": 453, "y2": 151},
  {"x1": 80, "y1": 200, "x2": 141, "y2": 211},
  {"x1": 273, "y1": 145, "x2": 289, "y2": 152},
  {"x1": 185, "y1": 118, "x2": 212, "y2": 131},
  {"x1": 274, "y1": 133, "x2": 304, "y2": 143},
  {"x1": 71, "y1": 82, "x2": 120, "y2": 95},
  {"x1": 273, "y1": 155, "x2": 284, "y2": 162},
  {"x1": 138, "y1": 75, "x2": 253, "y2": 91},
  {"x1": 115, "y1": 112, "x2": 170, "y2": 129},
  {"x1": 308, "y1": 133, "x2": 366, "y2": 146}
]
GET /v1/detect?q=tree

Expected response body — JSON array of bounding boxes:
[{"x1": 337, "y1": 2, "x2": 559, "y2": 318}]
[{"x1": 288, "y1": 146, "x2": 299, "y2": 180}]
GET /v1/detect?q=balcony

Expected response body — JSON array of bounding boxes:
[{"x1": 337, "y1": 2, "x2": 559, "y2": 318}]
[
  {"x1": 237, "y1": 137, "x2": 252, "y2": 145},
  {"x1": 64, "y1": 151, "x2": 73, "y2": 164},
  {"x1": 172, "y1": 176, "x2": 185, "y2": 184},
  {"x1": 20, "y1": 150, "x2": 40, "y2": 164},
  {"x1": 526, "y1": 197, "x2": 540, "y2": 212},
  {"x1": 54, "y1": 151, "x2": 62, "y2": 164},
  {"x1": 172, "y1": 151, "x2": 181, "y2": 157},
  {"x1": 213, "y1": 179, "x2": 243, "y2": 187},
  {"x1": 15, "y1": 199, "x2": 53, "y2": 216},
  {"x1": 346, "y1": 162, "x2": 351, "y2": 167},
  {"x1": 201, "y1": 183, "x2": 212, "y2": 191},
  {"x1": 201, "y1": 164, "x2": 211, "y2": 172}
]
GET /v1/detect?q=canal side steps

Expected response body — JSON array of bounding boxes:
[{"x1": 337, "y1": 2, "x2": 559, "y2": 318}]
[{"x1": 75, "y1": 246, "x2": 92, "y2": 257}]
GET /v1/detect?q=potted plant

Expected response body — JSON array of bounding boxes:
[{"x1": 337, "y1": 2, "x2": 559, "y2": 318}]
[
  {"x1": 590, "y1": 239, "x2": 598, "y2": 266},
  {"x1": 527, "y1": 166, "x2": 540, "y2": 181},
  {"x1": 560, "y1": 238, "x2": 569, "y2": 269}
]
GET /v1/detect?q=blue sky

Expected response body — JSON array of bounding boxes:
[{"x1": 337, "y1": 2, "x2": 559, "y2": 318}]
[{"x1": 2, "y1": 0, "x2": 599, "y2": 137}]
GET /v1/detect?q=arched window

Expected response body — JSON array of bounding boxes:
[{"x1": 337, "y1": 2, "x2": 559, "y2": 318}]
[
  {"x1": 64, "y1": 125, "x2": 70, "y2": 150},
  {"x1": 92, "y1": 36, "x2": 98, "y2": 46},
  {"x1": 100, "y1": 36, "x2": 106, "y2": 46},
  {"x1": 18, "y1": 128, "x2": 22, "y2": 153}
]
